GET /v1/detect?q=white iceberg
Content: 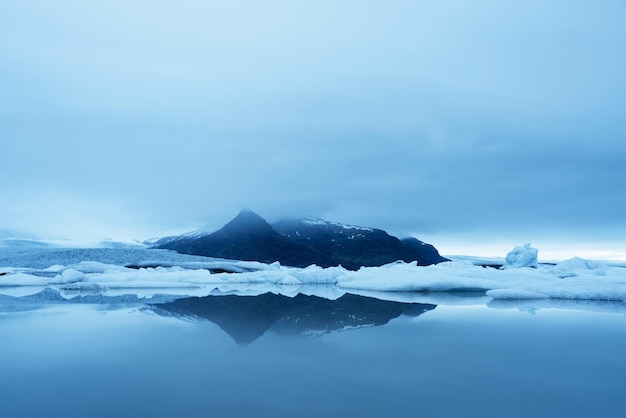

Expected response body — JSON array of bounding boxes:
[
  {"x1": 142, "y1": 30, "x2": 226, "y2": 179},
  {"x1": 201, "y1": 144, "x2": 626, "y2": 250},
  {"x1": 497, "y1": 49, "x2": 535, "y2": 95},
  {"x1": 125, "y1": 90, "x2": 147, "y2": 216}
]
[{"x1": 505, "y1": 243, "x2": 538, "y2": 268}]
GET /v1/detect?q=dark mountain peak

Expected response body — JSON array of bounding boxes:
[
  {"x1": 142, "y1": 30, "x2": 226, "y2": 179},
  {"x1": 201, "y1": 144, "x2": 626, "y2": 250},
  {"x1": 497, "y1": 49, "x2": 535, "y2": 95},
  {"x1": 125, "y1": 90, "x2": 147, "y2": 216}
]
[
  {"x1": 158, "y1": 210, "x2": 335, "y2": 268},
  {"x1": 237, "y1": 208, "x2": 259, "y2": 217},
  {"x1": 221, "y1": 210, "x2": 273, "y2": 235}
]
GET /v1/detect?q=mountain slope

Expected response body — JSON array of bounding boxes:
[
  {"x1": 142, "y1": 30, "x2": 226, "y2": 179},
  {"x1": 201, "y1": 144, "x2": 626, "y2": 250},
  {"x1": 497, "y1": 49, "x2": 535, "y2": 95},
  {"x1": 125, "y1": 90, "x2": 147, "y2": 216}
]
[
  {"x1": 272, "y1": 218, "x2": 448, "y2": 269},
  {"x1": 154, "y1": 211, "x2": 448, "y2": 269},
  {"x1": 399, "y1": 237, "x2": 449, "y2": 265},
  {"x1": 156, "y1": 210, "x2": 335, "y2": 268}
]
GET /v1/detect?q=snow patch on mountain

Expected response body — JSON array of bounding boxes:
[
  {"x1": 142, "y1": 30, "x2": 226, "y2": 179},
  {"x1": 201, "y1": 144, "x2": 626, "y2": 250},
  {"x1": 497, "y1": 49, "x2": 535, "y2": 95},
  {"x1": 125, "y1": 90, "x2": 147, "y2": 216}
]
[{"x1": 301, "y1": 218, "x2": 374, "y2": 232}]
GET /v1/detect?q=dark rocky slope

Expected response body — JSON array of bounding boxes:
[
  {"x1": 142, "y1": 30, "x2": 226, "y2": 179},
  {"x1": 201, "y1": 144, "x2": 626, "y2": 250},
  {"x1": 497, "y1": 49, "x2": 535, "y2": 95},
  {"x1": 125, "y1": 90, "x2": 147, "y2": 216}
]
[
  {"x1": 155, "y1": 210, "x2": 335, "y2": 268},
  {"x1": 153, "y1": 210, "x2": 448, "y2": 269},
  {"x1": 272, "y1": 218, "x2": 448, "y2": 269}
]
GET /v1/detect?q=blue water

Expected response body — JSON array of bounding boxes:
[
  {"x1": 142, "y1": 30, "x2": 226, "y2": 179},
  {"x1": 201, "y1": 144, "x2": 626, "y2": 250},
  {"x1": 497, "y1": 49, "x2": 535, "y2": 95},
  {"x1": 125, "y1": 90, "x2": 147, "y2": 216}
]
[{"x1": 0, "y1": 292, "x2": 625, "y2": 418}]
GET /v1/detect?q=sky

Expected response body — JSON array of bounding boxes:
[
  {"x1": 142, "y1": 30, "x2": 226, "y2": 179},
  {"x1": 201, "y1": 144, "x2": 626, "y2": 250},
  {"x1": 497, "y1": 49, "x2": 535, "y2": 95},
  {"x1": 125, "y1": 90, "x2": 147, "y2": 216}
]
[{"x1": 1, "y1": 0, "x2": 625, "y2": 260}]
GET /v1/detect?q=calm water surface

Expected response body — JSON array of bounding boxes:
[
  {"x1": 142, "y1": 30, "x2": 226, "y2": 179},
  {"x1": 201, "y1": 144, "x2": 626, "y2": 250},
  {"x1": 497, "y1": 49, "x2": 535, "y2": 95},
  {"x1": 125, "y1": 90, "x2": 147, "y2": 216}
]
[{"x1": 0, "y1": 292, "x2": 625, "y2": 418}]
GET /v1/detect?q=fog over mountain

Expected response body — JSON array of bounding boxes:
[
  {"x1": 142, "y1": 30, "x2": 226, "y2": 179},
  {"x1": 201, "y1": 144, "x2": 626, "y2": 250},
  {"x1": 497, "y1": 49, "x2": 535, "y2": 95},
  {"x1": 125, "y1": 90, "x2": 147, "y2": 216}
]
[{"x1": 1, "y1": 1, "x2": 625, "y2": 260}]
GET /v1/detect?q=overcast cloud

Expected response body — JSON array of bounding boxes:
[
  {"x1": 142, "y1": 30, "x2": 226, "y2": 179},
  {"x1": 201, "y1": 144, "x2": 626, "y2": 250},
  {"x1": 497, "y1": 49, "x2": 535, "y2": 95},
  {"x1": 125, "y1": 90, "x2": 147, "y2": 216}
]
[{"x1": 1, "y1": 0, "x2": 625, "y2": 259}]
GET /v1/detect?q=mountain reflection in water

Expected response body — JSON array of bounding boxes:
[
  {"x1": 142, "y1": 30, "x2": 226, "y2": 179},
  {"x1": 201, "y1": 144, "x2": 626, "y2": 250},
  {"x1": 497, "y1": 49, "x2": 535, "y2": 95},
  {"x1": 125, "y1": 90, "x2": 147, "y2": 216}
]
[{"x1": 151, "y1": 293, "x2": 436, "y2": 345}]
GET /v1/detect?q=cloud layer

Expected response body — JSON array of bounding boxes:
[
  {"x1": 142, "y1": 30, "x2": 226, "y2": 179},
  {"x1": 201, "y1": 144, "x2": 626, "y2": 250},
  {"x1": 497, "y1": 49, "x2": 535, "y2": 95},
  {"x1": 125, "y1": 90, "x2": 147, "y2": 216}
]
[{"x1": 1, "y1": 0, "x2": 625, "y2": 257}]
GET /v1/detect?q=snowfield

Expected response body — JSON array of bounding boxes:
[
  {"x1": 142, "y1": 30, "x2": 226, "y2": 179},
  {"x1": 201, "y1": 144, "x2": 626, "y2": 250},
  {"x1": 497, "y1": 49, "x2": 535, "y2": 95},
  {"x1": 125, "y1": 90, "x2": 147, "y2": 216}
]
[{"x1": 1, "y1": 243, "x2": 625, "y2": 307}]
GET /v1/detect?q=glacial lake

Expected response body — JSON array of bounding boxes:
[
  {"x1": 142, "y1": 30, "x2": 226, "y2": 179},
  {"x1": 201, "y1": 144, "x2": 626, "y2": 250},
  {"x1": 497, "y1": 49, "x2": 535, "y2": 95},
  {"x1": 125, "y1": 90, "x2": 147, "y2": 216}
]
[{"x1": 1, "y1": 290, "x2": 625, "y2": 418}]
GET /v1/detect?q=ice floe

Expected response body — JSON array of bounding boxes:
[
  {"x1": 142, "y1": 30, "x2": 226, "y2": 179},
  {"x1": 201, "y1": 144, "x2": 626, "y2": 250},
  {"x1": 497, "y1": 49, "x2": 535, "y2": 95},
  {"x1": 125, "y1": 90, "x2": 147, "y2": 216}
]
[
  {"x1": 1, "y1": 244, "x2": 625, "y2": 304},
  {"x1": 1, "y1": 258, "x2": 625, "y2": 303}
]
